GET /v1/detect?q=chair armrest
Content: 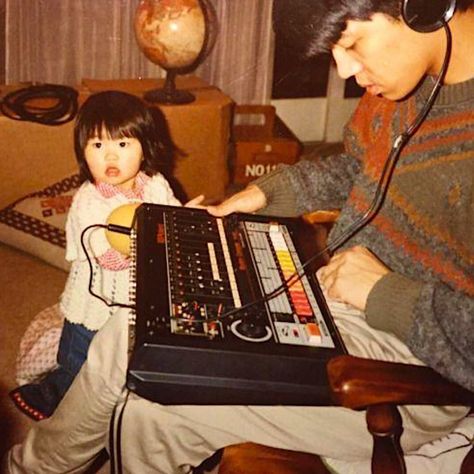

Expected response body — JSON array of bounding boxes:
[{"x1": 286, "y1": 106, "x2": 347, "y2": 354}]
[
  {"x1": 302, "y1": 210, "x2": 340, "y2": 225},
  {"x1": 327, "y1": 355, "x2": 474, "y2": 409}
]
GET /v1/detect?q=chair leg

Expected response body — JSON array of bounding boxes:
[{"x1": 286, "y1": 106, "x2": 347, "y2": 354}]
[
  {"x1": 217, "y1": 443, "x2": 331, "y2": 474},
  {"x1": 193, "y1": 449, "x2": 224, "y2": 474},
  {"x1": 366, "y1": 404, "x2": 406, "y2": 474},
  {"x1": 460, "y1": 445, "x2": 474, "y2": 474}
]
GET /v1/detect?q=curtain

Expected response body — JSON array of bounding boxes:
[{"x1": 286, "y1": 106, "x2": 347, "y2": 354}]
[
  {"x1": 198, "y1": 0, "x2": 275, "y2": 104},
  {"x1": 4, "y1": 0, "x2": 274, "y2": 103}
]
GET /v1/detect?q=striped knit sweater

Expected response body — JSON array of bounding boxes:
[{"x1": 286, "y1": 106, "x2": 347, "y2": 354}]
[{"x1": 255, "y1": 76, "x2": 474, "y2": 391}]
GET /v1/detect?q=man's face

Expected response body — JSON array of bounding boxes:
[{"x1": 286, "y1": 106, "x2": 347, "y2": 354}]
[{"x1": 331, "y1": 13, "x2": 440, "y2": 100}]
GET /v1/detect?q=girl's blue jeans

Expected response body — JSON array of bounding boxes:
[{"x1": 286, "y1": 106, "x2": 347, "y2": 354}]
[{"x1": 27, "y1": 320, "x2": 96, "y2": 414}]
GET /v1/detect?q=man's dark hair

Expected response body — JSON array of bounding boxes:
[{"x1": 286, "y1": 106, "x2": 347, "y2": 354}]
[{"x1": 273, "y1": 0, "x2": 474, "y2": 58}]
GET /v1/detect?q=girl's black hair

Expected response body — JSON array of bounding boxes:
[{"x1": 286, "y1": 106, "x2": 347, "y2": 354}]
[
  {"x1": 74, "y1": 90, "x2": 175, "y2": 183},
  {"x1": 273, "y1": 0, "x2": 473, "y2": 58}
]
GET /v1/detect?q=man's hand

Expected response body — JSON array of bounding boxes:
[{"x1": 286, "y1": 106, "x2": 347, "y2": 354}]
[
  {"x1": 206, "y1": 185, "x2": 267, "y2": 217},
  {"x1": 316, "y1": 246, "x2": 390, "y2": 310},
  {"x1": 185, "y1": 195, "x2": 206, "y2": 208}
]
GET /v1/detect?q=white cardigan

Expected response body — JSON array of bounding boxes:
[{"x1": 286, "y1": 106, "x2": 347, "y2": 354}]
[{"x1": 60, "y1": 173, "x2": 180, "y2": 331}]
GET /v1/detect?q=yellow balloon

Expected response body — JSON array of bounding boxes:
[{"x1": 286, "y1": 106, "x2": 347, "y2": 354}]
[{"x1": 106, "y1": 203, "x2": 141, "y2": 256}]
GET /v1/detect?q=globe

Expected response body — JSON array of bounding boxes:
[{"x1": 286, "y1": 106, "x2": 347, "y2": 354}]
[{"x1": 134, "y1": 0, "x2": 217, "y2": 104}]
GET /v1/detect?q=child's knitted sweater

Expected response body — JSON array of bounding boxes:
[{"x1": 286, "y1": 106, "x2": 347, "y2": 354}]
[
  {"x1": 60, "y1": 172, "x2": 180, "y2": 331},
  {"x1": 256, "y1": 76, "x2": 474, "y2": 391}
]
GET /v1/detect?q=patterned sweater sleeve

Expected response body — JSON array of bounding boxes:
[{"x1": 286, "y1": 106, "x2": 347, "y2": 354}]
[
  {"x1": 366, "y1": 273, "x2": 474, "y2": 391},
  {"x1": 254, "y1": 152, "x2": 361, "y2": 217},
  {"x1": 253, "y1": 94, "x2": 382, "y2": 217}
]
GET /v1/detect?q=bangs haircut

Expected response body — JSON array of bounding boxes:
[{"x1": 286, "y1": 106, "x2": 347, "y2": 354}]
[
  {"x1": 74, "y1": 91, "x2": 173, "y2": 183},
  {"x1": 78, "y1": 103, "x2": 146, "y2": 143}
]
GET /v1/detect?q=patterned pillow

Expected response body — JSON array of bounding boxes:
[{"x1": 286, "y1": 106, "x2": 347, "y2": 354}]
[{"x1": 0, "y1": 174, "x2": 81, "y2": 271}]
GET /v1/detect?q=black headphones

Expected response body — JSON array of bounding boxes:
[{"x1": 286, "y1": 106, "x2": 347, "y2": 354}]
[{"x1": 402, "y1": 0, "x2": 456, "y2": 32}]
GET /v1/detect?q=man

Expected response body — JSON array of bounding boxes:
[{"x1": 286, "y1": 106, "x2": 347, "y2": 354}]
[{"x1": 3, "y1": 1, "x2": 473, "y2": 472}]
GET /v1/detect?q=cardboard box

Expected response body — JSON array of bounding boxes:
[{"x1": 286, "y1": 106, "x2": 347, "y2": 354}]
[
  {"x1": 0, "y1": 77, "x2": 233, "y2": 207},
  {"x1": 231, "y1": 105, "x2": 302, "y2": 185}
]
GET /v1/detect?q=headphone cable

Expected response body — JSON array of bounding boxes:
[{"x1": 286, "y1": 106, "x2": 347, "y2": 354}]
[{"x1": 207, "y1": 22, "x2": 453, "y2": 324}]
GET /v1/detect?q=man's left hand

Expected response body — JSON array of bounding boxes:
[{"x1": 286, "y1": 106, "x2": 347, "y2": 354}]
[{"x1": 316, "y1": 246, "x2": 390, "y2": 310}]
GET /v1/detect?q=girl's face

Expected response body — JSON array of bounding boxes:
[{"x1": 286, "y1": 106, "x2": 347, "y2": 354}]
[{"x1": 84, "y1": 131, "x2": 143, "y2": 190}]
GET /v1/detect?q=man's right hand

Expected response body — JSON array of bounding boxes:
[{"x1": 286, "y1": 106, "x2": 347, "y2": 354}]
[{"x1": 206, "y1": 185, "x2": 267, "y2": 217}]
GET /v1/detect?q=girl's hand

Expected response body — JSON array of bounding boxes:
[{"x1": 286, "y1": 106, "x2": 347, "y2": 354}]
[{"x1": 316, "y1": 246, "x2": 390, "y2": 310}]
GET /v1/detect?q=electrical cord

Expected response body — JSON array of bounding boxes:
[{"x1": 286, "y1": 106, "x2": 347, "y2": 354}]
[
  {"x1": 80, "y1": 224, "x2": 135, "y2": 310},
  {"x1": 0, "y1": 83, "x2": 78, "y2": 125}
]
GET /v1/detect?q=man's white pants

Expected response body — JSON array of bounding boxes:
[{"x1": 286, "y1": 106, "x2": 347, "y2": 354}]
[{"x1": 6, "y1": 302, "x2": 467, "y2": 473}]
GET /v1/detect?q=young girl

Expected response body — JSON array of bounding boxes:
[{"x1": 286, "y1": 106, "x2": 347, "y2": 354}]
[{"x1": 10, "y1": 90, "x2": 182, "y2": 420}]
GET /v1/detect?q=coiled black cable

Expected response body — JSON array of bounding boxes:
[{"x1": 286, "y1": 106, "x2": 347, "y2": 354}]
[{"x1": 0, "y1": 83, "x2": 78, "y2": 125}]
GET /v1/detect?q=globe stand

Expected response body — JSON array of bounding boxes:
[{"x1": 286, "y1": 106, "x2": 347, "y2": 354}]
[{"x1": 144, "y1": 70, "x2": 196, "y2": 105}]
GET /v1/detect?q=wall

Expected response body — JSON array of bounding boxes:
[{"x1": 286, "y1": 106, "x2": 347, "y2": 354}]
[
  {"x1": 272, "y1": 64, "x2": 360, "y2": 143},
  {"x1": 271, "y1": 97, "x2": 359, "y2": 143}
]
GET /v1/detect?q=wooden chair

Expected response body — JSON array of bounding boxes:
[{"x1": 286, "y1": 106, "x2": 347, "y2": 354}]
[
  {"x1": 193, "y1": 210, "x2": 473, "y2": 474},
  {"x1": 217, "y1": 355, "x2": 474, "y2": 474}
]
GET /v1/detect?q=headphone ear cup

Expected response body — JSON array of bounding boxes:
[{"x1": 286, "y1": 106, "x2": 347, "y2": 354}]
[{"x1": 402, "y1": 0, "x2": 456, "y2": 32}]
